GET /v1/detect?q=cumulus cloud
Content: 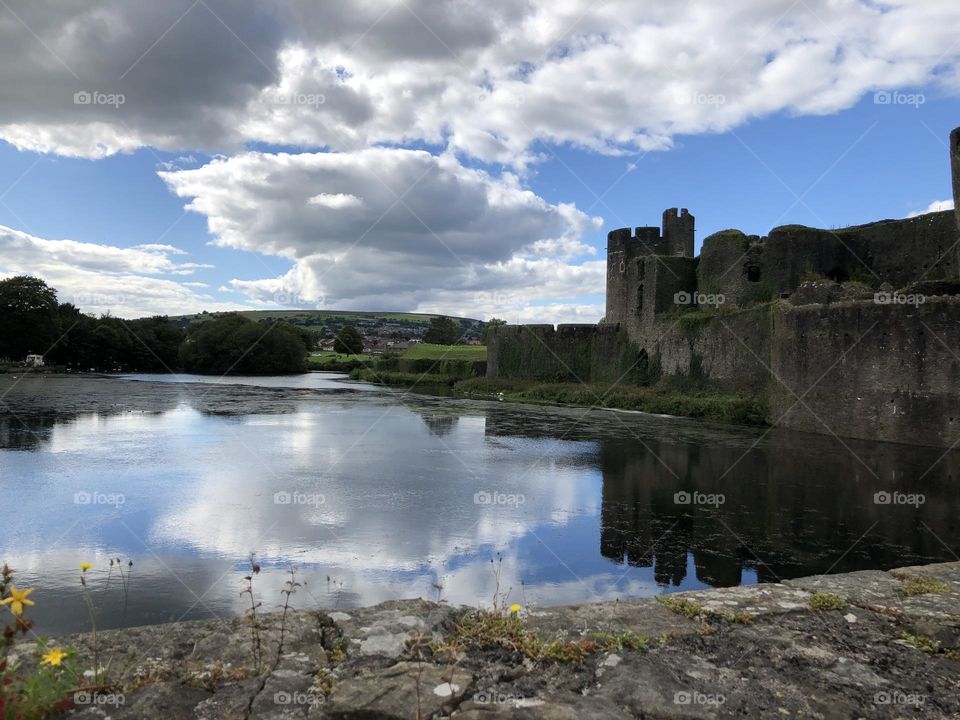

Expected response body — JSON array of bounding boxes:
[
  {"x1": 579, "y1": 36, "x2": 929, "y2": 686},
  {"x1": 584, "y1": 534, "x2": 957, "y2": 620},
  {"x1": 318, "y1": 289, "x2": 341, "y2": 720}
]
[
  {"x1": 160, "y1": 148, "x2": 604, "y2": 319},
  {"x1": 0, "y1": 0, "x2": 957, "y2": 163},
  {"x1": 0, "y1": 225, "x2": 241, "y2": 317}
]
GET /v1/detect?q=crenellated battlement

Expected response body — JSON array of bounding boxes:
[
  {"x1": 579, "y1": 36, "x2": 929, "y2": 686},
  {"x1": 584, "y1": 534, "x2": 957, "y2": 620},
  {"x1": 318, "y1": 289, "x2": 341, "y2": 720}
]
[{"x1": 605, "y1": 208, "x2": 696, "y2": 326}]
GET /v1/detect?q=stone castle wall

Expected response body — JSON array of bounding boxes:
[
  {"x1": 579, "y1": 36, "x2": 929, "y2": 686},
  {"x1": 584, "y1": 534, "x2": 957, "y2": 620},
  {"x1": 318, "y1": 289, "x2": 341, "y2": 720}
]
[
  {"x1": 485, "y1": 323, "x2": 652, "y2": 386},
  {"x1": 697, "y1": 211, "x2": 960, "y2": 308},
  {"x1": 487, "y1": 127, "x2": 960, "y2": 447}
]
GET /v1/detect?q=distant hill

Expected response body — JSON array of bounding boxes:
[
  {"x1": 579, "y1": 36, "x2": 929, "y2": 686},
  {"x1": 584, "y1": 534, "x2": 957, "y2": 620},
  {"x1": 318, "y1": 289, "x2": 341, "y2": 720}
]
[{"x1": 168, "y1": 310, "x2": 486, "y2": 341}]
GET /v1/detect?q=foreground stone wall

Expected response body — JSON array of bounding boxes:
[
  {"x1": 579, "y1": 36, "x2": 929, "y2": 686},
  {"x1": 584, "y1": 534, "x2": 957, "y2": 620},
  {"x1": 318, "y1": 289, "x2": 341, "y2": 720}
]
[{"x1": 25, "y1": 561, "x2": 960, "y2": 719}]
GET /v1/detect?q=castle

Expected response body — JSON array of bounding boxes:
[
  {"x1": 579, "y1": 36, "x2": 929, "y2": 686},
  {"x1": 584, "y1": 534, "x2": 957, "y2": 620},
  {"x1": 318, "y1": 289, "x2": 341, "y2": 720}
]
[{"x1": 487, "y1": 127, "x2": 960, "y2": 448}]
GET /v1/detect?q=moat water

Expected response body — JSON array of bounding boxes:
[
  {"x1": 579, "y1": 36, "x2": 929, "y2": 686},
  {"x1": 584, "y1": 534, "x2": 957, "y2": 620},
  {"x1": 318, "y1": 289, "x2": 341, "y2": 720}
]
[{"x1": 1, "y1": 373, "x2": 958, "y2": 635}]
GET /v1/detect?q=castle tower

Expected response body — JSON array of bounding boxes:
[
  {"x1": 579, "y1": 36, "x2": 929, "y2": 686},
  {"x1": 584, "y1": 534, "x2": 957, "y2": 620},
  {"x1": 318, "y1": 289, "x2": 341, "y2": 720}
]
[
  {"x1": 662, "y1": 208, "x2": 695, "y2": 257},
  {"x1": 951, "y1": 127, "x2": 960, "y2": 234},
  {"x1": 605, "y1": 227, "x2": 638, "y2": 325}
]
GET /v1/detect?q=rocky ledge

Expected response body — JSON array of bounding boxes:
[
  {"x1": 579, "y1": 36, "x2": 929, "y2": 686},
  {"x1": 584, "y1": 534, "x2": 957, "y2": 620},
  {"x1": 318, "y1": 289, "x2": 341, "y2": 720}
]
[{"x1": 13, "y1": 561, "x2": 960, "y2": 719}]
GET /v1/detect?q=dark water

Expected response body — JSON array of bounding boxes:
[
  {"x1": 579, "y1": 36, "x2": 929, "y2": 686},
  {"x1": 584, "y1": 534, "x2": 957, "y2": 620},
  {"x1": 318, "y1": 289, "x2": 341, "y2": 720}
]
[{"x1": 0, "y1": 373, "x2": 957, "y2": 635}]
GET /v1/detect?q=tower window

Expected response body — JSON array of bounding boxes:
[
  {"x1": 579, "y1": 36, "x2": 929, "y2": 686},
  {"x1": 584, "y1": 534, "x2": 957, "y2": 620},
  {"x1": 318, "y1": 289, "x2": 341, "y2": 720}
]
[{"x1": 745, "y1": 264, "x2": 761, "y2": 283}]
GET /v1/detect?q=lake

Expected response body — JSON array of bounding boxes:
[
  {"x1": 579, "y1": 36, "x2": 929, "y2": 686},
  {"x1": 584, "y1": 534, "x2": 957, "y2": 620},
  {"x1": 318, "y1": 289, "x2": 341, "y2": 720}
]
[{"x1": 1, "y1": 372, "x2": 957, "y2": 635}]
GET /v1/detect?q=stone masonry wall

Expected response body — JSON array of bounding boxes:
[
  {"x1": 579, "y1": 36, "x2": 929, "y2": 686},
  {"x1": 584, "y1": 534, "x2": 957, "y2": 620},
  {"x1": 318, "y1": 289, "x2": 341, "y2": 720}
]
[
  {"x1": 486, "y1": 323, "x2": 645, "y2": 385},
  {"x1": 768, "y1": 297, "x2": 960, "y2": 447},
  {"x1": 698, "y1": 212, "x2": 960, "y2": 308}
]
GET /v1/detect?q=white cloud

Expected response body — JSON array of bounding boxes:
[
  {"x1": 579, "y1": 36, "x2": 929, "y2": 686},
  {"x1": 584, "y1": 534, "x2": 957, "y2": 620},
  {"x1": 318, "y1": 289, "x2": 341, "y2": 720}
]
[
  {"x1": 0, "y1": 225, "x2": 241, "y2": 317},
  {"x1": 308, "y1": 192, "x2": 363, "y2": 209},
  {"x1": 0, "y1": 1, "x2": 957, "y2": 163},
  {"x1": 160, "y1": 148, "x2": 604, "y2": 320},
  {"x1": 907, "y1": 199, "x2": 955, "y2": 218}
]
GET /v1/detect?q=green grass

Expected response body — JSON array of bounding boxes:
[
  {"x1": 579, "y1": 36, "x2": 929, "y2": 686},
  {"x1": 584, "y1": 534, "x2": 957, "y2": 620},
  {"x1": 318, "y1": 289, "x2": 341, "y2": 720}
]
[
  {"x1": 401, "y1": 343, "x2": 487, "y2": 360},
  {"x1": 454, "y1": 378, "x2": 768, "y2": 426},
  {"x1": 657, "y1": 596, "x2": 704, "y2": 618},
  {"x1": 307, "y1": 352, "x2": 371, "y2": 371},
  {"x1": 808, "y1": 592, "x2": 847, "y2": 611},
  {"x1": 310, "y1": 351, "x2": 371, "y2": 364},
  {"x1": 433, "y1": 610, "x2": 615, "y2": 664},
  {"x1": 898, "y1": 575, "x2": 951, "y2": 596}
]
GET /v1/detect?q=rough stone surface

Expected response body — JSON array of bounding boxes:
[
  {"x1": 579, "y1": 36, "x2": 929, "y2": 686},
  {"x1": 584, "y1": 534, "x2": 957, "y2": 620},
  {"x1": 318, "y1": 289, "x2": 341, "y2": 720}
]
[{"x1": 9, "y1": 561, "x2": 955, "y2": 718}]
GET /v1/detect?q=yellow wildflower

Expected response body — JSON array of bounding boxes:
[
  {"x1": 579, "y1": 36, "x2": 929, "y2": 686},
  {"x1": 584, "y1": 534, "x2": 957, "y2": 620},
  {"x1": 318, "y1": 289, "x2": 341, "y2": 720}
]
[
  {"x1": 0, "y1": 585, "x2": 35, "y2": 616},
  {"x1": 509, "y1": 603, "x2": 522, "y2": 614},
  {"x1": 41, "y1": 647, "x2": 68, "y2": 666},
  {"x1": 79, "y1": 563, "x2": 92, "y2": 572}
]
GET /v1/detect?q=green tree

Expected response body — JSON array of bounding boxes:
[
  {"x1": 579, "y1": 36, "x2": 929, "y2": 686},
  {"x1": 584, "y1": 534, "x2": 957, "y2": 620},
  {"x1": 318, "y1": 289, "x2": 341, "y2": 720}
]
[
  {"x1": 179, "y1": 313, "x2": 308, "y2": 374},
  {"x1": 481, "y1": 318, "x2": 507, "y2": 345},
  {"x1": 0, "y1": 276, "x2": 60, "y2": 361},
  {"x1": 423, "y1": 316, "x2": 462, "y2": 345},
  {"x1": 333, "y1": 325, "x2": 364, "y2": 354}
]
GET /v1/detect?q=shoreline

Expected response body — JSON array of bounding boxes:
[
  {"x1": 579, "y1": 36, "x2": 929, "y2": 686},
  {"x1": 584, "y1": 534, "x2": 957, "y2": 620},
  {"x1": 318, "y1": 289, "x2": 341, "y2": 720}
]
[
  {"x1": 354, "y1": 370, "x2": 769, "y2": 428},
  {"x1": 16, "y1": 560, "x2": 960, "y2": 718}
]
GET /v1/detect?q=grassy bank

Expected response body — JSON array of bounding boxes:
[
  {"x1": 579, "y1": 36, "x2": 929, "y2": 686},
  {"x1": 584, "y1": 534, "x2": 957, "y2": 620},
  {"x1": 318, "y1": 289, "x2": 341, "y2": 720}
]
[
  {"x1": 456, "y1": 377, "x2": 768, "y2": 426},
  {"x1": 308, "y1": 352, "x2": 371, "y2": 371},
  {"x1": 351, "y1": 366, "x2": 767, "y2": 426}
]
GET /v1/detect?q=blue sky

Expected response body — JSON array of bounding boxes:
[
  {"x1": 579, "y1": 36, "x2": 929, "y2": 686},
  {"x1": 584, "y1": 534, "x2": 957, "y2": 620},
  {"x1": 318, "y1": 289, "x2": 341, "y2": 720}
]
[{"x1": 0, "y1": 0, "x2": 957, "y2": 321}]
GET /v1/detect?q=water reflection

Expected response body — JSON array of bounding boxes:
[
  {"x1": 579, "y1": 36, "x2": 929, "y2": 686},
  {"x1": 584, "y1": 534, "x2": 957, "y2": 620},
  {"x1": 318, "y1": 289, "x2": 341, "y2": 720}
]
[
  {"x1": 595, "y1": 433, "x2": 960, "y2": 587},
  {"x1": 419, "y1": 414, "x2": 460, "y2": 437},
  {"x1": 1, "y1": 374, "x2": 958, "y2": 636}
]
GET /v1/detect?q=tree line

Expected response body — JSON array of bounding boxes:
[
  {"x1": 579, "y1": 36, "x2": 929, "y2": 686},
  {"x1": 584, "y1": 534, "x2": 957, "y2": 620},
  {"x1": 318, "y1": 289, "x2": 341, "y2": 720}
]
[{"x1": 0, "y1": 276, "x2": 312, "y2": 374}]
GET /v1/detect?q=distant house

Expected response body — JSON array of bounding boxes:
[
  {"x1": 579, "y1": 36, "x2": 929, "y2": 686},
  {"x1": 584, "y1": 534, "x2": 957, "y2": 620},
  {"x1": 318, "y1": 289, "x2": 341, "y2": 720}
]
[{"x1": 25, "y1": 354, "x2": 44, "y2": 367}]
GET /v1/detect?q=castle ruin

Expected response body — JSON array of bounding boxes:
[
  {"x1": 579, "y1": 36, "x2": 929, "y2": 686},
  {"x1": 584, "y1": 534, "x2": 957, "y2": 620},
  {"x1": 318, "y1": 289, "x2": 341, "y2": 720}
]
[{"x1": 487, "y1": 127, "x2": 960, "y2": 448}]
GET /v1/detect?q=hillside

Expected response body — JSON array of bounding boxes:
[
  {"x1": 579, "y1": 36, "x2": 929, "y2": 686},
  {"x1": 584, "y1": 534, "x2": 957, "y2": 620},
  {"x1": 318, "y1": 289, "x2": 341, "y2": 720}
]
[{"x1": 168, "y1": 310, "x2": 486, "y2": 341}]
